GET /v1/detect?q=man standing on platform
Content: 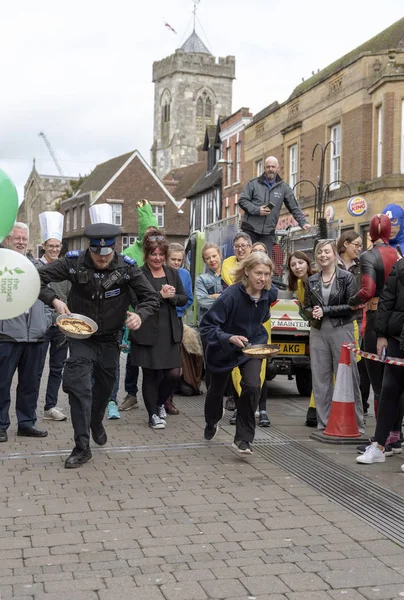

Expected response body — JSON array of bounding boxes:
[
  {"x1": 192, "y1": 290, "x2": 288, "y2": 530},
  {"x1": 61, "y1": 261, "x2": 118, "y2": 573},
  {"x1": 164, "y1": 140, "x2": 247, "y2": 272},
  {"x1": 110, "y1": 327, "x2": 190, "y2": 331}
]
[{"x1": 239, "y1": 156, "x2": 310, "y2": 256}]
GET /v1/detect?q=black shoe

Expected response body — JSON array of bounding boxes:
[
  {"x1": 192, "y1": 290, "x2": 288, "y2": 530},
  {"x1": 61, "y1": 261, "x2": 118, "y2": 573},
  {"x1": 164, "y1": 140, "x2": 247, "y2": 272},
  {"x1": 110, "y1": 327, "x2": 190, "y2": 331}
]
[
  {"x1": 204, "y1": 423, "x2": 218, "y2": 441},
  {"x1": 65, "y1": 447, "x2": 92, "y2": 469},
  {"x1": 258, "y1": 412, "x2": 270, "y2": 427},
  {"x1": 0, "y1": 430, "x2": 7, "y2": 442},
  {"x1": 229, "y1": 409, "x2": 237, "y2": 425},
  {"x1": 17, "y1": 426, "x2": 48, "y2": 438},
  {"x1": 225, "y1": 396, "x2": 236, "y2": 411},
  {"x1": 232, "y1": 439, "x2": 253, "y2": 454},
  {"x1": 91, "y1": 423, "x2": 107, "y2": 446}
]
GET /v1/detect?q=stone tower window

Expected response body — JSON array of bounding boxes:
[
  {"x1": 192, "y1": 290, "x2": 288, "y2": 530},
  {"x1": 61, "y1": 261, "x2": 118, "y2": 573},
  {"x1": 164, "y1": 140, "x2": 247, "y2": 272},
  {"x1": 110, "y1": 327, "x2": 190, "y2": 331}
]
[
  {"x1": 161, "y1": 90, "x2": 171, "y2": 144},
  {"x1": 196, "y1": 91, "x2": 214, "y2": 141}
]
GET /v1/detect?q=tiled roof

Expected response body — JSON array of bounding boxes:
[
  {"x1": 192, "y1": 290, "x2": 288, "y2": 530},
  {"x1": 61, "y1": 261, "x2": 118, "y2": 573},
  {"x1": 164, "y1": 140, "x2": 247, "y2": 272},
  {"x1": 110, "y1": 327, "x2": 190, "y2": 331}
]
[
  {"x1": 187, "y1": 164, "x2": 222, "y2": 198},
  {"x1": 289, "y1": 17, "x2": 404, "y2": 100},
  {"x1": 181, "y1": 31, "x2": 211, "y2": 54},
  {"x1": 162, "y1": 161, "x2": 206, "y2": 201},
  {"x1": 77, "y1": 151, "x2": 134, "y2": 194}
]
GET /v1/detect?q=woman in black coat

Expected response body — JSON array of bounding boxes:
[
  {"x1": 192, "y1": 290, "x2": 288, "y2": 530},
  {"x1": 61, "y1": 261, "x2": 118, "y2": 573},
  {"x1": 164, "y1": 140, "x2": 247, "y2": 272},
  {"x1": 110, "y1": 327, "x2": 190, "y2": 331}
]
[{"x1": 130, "y1": 235, "x2": 187, "y2": 430}]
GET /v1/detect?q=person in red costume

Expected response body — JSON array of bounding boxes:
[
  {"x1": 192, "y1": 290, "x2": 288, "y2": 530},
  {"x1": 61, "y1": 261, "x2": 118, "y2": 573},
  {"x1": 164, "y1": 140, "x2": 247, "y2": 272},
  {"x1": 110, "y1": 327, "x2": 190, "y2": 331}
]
[{"x1": 349, "y1": 214, "x2": 397, "y2": 418}]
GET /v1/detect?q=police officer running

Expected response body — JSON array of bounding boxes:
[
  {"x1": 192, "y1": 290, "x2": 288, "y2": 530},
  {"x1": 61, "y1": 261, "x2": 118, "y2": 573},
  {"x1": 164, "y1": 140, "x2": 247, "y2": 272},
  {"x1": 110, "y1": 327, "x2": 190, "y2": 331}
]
[{"x1": 38, "y1": 220, "x2": 160, "y2": 468}]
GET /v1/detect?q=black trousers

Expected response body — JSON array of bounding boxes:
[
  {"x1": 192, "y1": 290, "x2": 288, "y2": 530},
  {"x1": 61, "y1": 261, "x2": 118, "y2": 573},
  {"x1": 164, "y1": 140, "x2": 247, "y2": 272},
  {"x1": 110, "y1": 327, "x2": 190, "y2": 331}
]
[
  {"x1": 0, "y1": 342, "x2": 44, "y2": 430},
  {"x1": 374, "y1": 337, "x2": 404, "y2": 445},
  {"x1": 205, "y1": 359, "x2": 262, "y2": 443},
  {"x1": 37, "y1": 326, "x2": 68, "y2": 410},
  {"x1": 142, "y1": 367, "x2": 180, "y2": 418},
  {"x1": 63, "y1": 337, "x2": 120, "y2": 450},
  {"x1": 244, "y1": 229, "x2": 275, "y2": 257},
  {"x1": 364, "y1": 310, "x2": 385, "y2": 403}
]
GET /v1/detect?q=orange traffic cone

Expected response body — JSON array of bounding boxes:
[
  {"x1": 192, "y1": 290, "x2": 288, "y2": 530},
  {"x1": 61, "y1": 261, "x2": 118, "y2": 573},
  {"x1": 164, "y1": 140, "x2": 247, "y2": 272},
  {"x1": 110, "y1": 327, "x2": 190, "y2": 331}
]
[{"x1": 323, "y1": 345, "x2": 361, "y2": 438}]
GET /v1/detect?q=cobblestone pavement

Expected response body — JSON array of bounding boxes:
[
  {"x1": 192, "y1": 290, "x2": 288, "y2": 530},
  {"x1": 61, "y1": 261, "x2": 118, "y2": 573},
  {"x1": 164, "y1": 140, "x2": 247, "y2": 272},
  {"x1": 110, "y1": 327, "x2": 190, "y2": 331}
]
[{"x1": 1, "y1": 360, "x2": 404, "y2": 599}]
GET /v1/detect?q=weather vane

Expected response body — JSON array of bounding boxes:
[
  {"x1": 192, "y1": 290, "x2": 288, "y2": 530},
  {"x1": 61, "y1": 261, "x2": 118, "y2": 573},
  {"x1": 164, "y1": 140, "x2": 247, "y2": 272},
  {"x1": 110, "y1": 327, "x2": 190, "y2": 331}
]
[{"x1": 193, "y1": 0, "x2": 200, "y2": 32}]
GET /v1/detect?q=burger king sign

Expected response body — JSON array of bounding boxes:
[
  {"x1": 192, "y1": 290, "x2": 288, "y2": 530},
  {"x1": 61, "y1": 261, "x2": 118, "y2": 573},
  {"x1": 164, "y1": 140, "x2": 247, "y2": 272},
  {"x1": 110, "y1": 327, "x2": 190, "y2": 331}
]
[{"x1": 347, "y1": 196, "x2": 368, "y2": 217}]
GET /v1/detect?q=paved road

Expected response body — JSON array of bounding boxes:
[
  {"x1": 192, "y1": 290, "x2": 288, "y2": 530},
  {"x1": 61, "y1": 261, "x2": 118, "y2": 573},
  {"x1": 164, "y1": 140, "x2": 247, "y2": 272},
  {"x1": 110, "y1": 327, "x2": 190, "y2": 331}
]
[{"x1": 1, "y1": 361, "x2": 403, "y2": 599}]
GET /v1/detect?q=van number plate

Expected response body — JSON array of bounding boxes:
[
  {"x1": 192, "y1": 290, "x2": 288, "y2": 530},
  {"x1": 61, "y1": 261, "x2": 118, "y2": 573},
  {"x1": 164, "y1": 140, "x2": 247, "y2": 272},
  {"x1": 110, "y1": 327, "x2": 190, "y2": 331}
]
[{"x1": 280, "y1": 343, "x2": 305, "y2": 355}]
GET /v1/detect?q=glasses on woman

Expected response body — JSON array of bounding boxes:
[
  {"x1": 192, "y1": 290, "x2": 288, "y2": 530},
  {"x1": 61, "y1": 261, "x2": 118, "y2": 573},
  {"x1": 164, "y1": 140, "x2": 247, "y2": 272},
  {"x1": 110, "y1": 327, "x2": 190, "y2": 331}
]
[
  {"x1": 148, "y1": 235, "x2": 165, "y2": 242},
  {"x1": 350, "y1": 242, "x2": 362, "y2": 249},
  {"x1": 234, "y1": 243, "x2": 249, "y2": 250}
]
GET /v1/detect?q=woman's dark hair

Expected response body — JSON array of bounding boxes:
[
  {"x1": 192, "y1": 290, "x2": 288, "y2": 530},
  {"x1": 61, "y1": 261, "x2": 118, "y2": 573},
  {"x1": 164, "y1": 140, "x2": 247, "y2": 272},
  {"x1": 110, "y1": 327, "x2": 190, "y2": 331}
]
[
  {"x1": 143, "y1": 233, "x2": 168, "y2": 262},
  {"x1": 287, "y1": 251, "x2": 313, "y2": 291},
  {"x1": 142, "y1": 227, "x2": 160, "y2": 251},
  {"x1": 337, "y1": 230, "x2": 361, "y2": 256}
]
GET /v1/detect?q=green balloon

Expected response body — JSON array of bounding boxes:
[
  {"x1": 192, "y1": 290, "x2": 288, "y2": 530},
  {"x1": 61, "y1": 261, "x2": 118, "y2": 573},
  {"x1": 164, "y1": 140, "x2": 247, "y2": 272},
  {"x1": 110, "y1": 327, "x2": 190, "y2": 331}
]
[{"x1": 0, "y1": 168, "x2": 19, "y2": 244}]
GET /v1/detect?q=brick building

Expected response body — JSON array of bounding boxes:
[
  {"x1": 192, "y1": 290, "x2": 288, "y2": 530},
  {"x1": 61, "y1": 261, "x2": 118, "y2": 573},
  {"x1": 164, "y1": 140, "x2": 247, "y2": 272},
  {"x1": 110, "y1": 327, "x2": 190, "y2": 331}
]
[
  {"x1": 243, "y1": 17, "x2": 404, "y2": 242},
  {"x1": 60, "y1": 150, "x2": 190, "y2": 252},
  {"x1": 219, "y1": 108, "x2": 253, "y2": 219}
]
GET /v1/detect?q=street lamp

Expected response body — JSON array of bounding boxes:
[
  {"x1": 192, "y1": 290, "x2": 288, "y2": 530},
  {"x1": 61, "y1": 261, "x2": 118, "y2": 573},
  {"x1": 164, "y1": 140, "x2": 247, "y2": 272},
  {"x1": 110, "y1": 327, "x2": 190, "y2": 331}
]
[{"x1": 293, "y1": 141, "x2": 351, "y2": 237}]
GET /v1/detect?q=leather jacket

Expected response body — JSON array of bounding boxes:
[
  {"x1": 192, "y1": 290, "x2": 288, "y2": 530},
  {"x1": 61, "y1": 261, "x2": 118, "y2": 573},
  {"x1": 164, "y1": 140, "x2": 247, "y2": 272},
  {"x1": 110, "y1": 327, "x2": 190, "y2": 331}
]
[{"x1": 304, "y1": 268, "x2": 358, "y2": 330}]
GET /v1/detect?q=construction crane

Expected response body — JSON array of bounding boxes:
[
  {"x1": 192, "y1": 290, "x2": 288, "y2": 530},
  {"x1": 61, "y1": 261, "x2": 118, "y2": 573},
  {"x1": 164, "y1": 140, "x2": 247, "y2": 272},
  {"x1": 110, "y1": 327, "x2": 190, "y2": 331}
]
[{"x1": 38, "y1": 131, "x2": 65, "y2": 176}]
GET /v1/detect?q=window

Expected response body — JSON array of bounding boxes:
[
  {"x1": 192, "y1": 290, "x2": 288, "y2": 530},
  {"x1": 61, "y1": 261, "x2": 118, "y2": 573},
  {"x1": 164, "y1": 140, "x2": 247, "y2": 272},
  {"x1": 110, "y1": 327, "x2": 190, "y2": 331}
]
[
  {"x1": 401, "y1": 100, "x2": 404, "y2": 174},
  {"x1": 196, "y1": 90, "x2": 213, "y2": 136},
  {"x1": 80, "y1": 237, "x2": 86, "y2": 251},
  {"x1": 110, "y1": 203, "x2": 122, "y2": 226},
  {"x1": 235, "y1": 142, "x2": 241, "y2": 182},
  {"x1": 289, "y1": 144, "x2": 298, "y2": 189},
  {"x1": 122, "y1": 235, "x2": 137, "y2": 250},
  {"x1": 330, "y1": 124, "x2": 341, "y2": 189},
  {"x1": 151, "y1": 205, "x2": 164, "y2": 228},
  {"x1": 65, "y1": 210, "x2": 70, "y2": 232},
  {"x1": 206, "y1": 195, "x2": 214, "y2": 225},
  {"x1": 256, "y1": 159, "x2": 263, "y2": 177},
  {"x1": 72, "y1": 207, "x2": 77, "y2": 230},
  {"x1": 80, "y1": 204, "x2": 85, "y2": 228},
  {"x1": 377, "y1": 105, "x2": 383, "y2": 177},
  {"x1": 226, "y1": 147, "x2": 232, "y2": 186}
]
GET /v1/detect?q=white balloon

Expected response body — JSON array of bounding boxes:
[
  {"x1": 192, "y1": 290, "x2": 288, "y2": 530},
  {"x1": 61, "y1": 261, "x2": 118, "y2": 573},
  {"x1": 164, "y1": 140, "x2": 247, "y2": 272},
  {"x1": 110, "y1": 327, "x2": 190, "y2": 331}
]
[{"x1": 0, "y1": 249, "x2": 41, "y2": 319}]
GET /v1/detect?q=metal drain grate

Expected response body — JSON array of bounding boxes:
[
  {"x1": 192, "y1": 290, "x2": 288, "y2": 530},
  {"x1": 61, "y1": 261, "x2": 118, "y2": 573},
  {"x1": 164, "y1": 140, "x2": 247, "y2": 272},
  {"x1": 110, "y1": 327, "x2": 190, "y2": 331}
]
[{"x1": 182, "y1": 398, "x2": 404, "y2": 548}]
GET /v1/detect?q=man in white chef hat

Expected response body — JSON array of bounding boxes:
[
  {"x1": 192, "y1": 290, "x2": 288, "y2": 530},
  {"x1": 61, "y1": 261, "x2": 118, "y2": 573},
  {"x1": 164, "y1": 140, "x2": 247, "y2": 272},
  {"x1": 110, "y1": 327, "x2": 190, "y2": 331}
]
[{"x1": 37, "y1": 211, "x2": 70, "y2": 422}]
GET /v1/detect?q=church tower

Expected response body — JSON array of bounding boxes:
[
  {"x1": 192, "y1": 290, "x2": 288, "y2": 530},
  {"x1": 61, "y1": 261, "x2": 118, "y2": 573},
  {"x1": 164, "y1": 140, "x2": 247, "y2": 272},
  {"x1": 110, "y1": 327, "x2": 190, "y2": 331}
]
[{"x1": 151, "y1": 29, "x2": 235, "y2": 179}]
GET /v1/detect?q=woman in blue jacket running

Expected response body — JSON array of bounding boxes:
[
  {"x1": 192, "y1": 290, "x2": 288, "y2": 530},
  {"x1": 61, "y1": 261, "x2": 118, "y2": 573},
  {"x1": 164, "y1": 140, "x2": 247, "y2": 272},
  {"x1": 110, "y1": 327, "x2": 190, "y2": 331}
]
[{"x1": 199, "y1": 252, "x2": 278, "y2": 454}]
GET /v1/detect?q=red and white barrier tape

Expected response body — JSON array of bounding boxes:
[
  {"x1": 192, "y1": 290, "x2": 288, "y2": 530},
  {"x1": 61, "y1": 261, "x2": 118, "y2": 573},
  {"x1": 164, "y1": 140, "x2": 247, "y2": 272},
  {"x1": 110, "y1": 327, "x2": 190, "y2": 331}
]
[{"x1": 344, "y1": 343, "x2": 404, "y2": 367}]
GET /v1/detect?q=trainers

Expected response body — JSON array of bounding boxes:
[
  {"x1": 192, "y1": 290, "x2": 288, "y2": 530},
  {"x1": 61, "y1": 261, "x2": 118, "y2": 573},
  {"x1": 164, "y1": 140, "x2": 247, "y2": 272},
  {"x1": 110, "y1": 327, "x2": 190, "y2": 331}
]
[
  {"x1": 0, "y1": 430, "x2": 7, "y2": 442},
  {"x1": 232, "y1": 440, "x2": 253, "y2": 454},
  {"x1": 204, "y1": 423, "x2": 218, "y2": 441},
  {"x1": 357, "y1": 438, "x2": 374, "y2": 454},
  {"x1": 401, "y1": 464, "x2": 404, "y2": 473},
  {"x1": 225, "y1": 396, "x2": 236, "y2": 411},
  {"x1": 119, "y1": 394, "x2": 138, "y2": 411},
  {"x1": 254, "y1": 410, "x2": 260, "y2": 418},
  {"x1": 356, "y1": 441, "x2": 385, "y2": 464},
  {"x1": 258, "y1": 411, "x2": 270, "y2": 427},
  {"x1": 165, "y1": 397, "x2": 179, "y2": 415},
  {"x1": 229, "y1": 409, "x2": 237, "y2": 425},
  {"x1": 149, "y1": 414, "x2": 165, "y2": 429},
  {"x1": 385, "y1": 441, "x2": 402, "y2": 456},
  {"x1": 157, "y1": 405, "x2": 167, "y2": 421},
  {"x1": 44, "y1": 407, "x2": 67, "y2": 421},
  {"x1": 107, "y1": 401, "x2": 120, "y2": 420}
]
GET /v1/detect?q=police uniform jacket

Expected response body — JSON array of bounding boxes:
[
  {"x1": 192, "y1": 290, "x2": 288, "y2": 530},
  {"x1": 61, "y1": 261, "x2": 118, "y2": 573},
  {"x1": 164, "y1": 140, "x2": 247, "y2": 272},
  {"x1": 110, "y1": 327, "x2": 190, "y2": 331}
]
[{"x1": 38, "y1": 250, "x2": 160, "y2": 337}]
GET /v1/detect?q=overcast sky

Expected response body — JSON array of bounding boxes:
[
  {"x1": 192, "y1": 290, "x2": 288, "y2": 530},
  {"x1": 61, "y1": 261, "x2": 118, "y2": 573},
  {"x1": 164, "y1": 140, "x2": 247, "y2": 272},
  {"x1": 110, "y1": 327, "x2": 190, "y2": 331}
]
[{"x1": 1, "y1": 0, "x2": 403, "y2": 204}]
